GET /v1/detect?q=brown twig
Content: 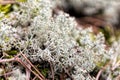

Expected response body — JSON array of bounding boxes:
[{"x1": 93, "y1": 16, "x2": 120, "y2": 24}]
[
  {"x1": 95, "y1": 61, "x2": 111, "y2": 80},
  {"x1": 32, "y1": 76, "x2": 37, "y2": 80},
  {"x1": 16, "y1": 58, "x2": 43, "y2": 80},
  {"x1": 112, "y1": 60, "x2": 120, "y2": 71},
  {"x1": 3, "y1": 71, "x2": 13, "y2": 77},
  {"x1": 0, "y1": 0, "x2": 16, "y2": 5},
  {"x1": 0, "y1": 58, "x2": 14, "y2": 63},
  {"x1": 26, "y1": 64, "x2": 31, "y2": 80},
  {"x1": 115, "y1": 75, "x2": 120, "y2": 80},
  {"x1": 0, "y1": 53, "x2": 44, "y2": 80},
  {"x1": 49, "y1": 61, "x2": 54, "y2": 80},
  {"x1": 0, "y1": 53, "x2": 21, "y2": 63},
  {"x1": 19, "y1": 53, "x2": 45, "y2": 79}
]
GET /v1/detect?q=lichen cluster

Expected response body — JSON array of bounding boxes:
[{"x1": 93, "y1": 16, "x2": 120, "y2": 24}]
[{"x1": 0, "y1": 0, "x2": 120, "y2": 80}]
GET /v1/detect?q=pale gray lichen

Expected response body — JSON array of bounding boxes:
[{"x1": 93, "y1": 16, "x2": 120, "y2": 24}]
[
  {"x1": 0, "y1": 0, "x2": 116, "y2": 79},
  {"x1": 0, "y1": 22, "x2": 21, "y2": 51},
  {"x1": 8, "y1": 69, "x2": 26, "y2": 80}
]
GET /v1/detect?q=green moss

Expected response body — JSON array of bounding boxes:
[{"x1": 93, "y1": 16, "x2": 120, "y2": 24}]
[
  {"x1": 99, "y1": 26, "x2": 114, "y2": 45},
  {"x1": 41, "y1": 68, "x2": 49, "y2": 77},
  {"x1": 5, "y1": 50, "x2": 18, "y2": 56},
  {"x1": 96, "y1": 58, "x2": 110, "y2": 68},
  {"x1": 16, "y1": 0, "x2": 27, "y2": 2},
  {"x1": 0, "y1": 78, "x2": 4, "y2": 80},
  {"x1": 0, "y1": 4, "x2": 12, "y2": 14},
  {"x1": 0, "y1": 0, "x2": 26, "y2": 19},
  {"x1": 76, "y1": 38, "x2": 82, "y2": 46}
]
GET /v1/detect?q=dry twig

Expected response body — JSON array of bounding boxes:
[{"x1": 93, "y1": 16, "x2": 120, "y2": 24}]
[
  {"x1": 0, "y1": 53, "x2": 45, "y2": 80},
  {"x1": 0, "y1": 0, "x2": 16, "y2": 5},
  {"x1": 49, "y1": 61, "x2": 54, "y2": 80},
  {"x1": 20, "y1": 53, "x2": 45, "y2": 79},
  {"x1": 95, "y1": 61, "x2": 111, "y2": 80}
]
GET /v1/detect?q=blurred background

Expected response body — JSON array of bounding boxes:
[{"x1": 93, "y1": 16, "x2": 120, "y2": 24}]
[{"x1": 54, "y1": 0, "x2": 120, "y2": 45}]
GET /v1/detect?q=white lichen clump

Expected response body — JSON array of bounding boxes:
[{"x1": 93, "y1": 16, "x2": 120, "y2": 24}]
[
  {"x1": 0, "y1": 0, "x2": 119, "y2": 79},
  {"x1": 0, "y1": 22, "x2": 21, "y2": 51},
  {"x1": 8, "y1": 69, "x2": 26, "y2": 80}
]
